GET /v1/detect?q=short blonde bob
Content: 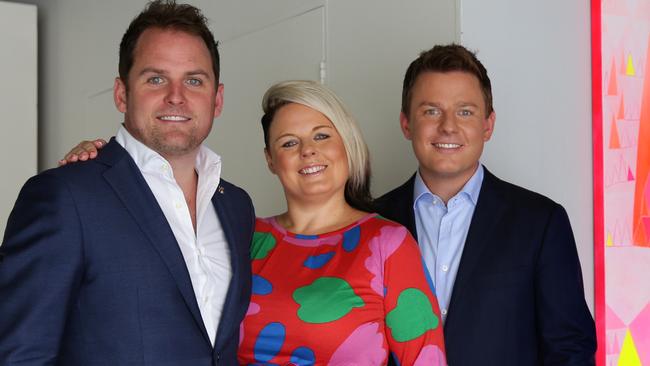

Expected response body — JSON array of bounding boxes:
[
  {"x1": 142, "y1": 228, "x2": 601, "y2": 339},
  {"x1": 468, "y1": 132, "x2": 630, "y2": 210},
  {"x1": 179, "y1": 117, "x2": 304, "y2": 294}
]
[{"x1": 261, "y1": 80, "x2": 372, "y2": 211}]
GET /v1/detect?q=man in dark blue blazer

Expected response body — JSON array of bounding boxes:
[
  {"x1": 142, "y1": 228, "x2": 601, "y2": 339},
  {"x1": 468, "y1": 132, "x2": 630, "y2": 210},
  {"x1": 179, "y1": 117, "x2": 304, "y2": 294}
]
[
  {"x1": 0, "y1": 2, "x2": 254, "y2": 365},
  {"x1": 375, "y1": 44, "x2": 596, "y2": 365}
]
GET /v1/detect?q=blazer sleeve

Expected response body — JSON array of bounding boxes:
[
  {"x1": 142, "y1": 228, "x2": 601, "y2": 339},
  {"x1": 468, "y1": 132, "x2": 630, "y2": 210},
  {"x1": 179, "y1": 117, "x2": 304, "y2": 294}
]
[
  {"x1": 0, "y1": 172, "x2": 84, "y2": 365},
  {"x1": 535, "y1": 204, "x2": 596, "y2": 365}
]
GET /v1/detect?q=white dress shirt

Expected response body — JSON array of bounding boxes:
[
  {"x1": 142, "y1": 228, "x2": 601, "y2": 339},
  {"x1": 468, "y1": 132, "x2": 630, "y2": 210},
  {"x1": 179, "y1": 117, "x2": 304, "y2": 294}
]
[{"x1": 116, "y1": 126, "x2": 231, "y2": 346}]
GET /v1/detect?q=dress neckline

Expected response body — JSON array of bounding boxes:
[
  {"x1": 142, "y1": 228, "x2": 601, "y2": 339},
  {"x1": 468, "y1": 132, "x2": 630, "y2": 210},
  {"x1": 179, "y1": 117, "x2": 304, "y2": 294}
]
[{"x1": 266, "y1": 212, "x2": 377, "y2": 238}]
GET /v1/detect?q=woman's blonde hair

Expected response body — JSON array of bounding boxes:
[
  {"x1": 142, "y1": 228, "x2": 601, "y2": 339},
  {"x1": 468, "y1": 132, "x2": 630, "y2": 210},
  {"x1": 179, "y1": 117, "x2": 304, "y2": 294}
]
[{"x1": 261, "y1": 80, "x2": 372, "y2": 211}]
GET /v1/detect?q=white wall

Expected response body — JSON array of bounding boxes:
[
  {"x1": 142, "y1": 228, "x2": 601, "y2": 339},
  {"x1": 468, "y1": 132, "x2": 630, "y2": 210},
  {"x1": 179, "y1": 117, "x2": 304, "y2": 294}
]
[
  {"x1": 6, "y1": 0, "x2": 594, "y2": 310},
  {"x1": 8, "y1": 0, "x2": 458, "y2": 216},
  {"x1": 459, "y1": 0, "x2": 594, "y2": 311},
  {"x1": 0, "y1": 1, "x2": 37, "y2": 236}
]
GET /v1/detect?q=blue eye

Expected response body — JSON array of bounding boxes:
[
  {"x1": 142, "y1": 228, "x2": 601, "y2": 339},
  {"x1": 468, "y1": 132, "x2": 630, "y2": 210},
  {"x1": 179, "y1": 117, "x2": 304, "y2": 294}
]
[
  {"x1": 187, "y1": 78, "x2": 203, "y2": 86},
  {"x1": 424, "y1": 108, "x2": 441, "y2": 116},
  {"x1": 314, "y1": 133, "x2": 330, "y2": 140},
  {"x1": 458, "y1": 109, "x2": 473, "y2": 116},
  {"x1": 281, "y1": 140, "x2": 298, "y2": 148},
  {"x1": 148, "y1": 76, "x2": 164, "y2": 85}
]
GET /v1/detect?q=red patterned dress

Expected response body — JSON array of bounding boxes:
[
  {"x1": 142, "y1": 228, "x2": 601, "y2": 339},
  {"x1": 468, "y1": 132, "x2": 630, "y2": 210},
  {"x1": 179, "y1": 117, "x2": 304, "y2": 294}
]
[{"x1": 238, "y1": 214, "x2": 446, "y2": 365}]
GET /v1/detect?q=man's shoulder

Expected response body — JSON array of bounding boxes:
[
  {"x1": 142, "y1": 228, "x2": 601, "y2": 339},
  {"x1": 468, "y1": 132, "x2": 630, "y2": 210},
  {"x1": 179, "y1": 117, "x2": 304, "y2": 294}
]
[
  {"x1": 483, "y1": 168, "x2": 560, "y2": 213},
  {"x1": 374, "y1": 175, "x2": 415, "y2": 207},
  {"x1": 24, "y1": 141, "x2": 133, "y2": 196},
  {"x1": 215, "y1": 178, "x2": 254, "y2": 211}
]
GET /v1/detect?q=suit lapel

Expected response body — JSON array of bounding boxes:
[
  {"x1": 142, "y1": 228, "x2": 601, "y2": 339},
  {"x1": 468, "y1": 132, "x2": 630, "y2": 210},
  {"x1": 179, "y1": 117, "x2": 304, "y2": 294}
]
[
  {"x1": 99, "y1": 140, "x2": 212, "y2": 346},
  {"x1": 378, "y1": 174, "x2": 418, "y2": 240},
  {"x1": 399, "y1": 175, "x2": 418, "y2": 240},
  {"x1": 445, "y1": 168, "x2": 506, "y2": 329},
  {"x1": 211, "y1": 182, "x2": 246, "y2": 354}
]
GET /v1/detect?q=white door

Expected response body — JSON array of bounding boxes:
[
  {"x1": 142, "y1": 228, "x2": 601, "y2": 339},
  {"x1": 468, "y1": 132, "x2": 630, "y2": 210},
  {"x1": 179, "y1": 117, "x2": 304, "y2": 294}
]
[{"x1": 0, "y1": 1, "x2": 37, "y2": 237}]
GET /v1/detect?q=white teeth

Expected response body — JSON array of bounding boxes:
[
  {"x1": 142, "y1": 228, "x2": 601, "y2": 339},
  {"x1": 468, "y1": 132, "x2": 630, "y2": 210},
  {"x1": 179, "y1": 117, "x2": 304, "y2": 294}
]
[
  {"x1": 159, "y1": 115, "x2": 189, "y2": 121},
  {"x1": 300, "y1": 165, "x2": 326, "y2": 175},
  {"x1": 434, "y1": 143, "x2": 461, "y2": 149}
]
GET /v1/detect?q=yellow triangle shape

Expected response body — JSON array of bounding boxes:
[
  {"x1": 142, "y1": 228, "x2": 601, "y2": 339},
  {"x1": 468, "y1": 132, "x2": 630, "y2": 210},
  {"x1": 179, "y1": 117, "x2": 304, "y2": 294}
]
[
  {"x1": 626, "y1": 54, "x2": 636, "y2": 76},
  {"x1": 607, "y1": 232, "x2": 614, "y2": 246},
  {"x1": 617, "y1": 329, "x2": 641, "y2": 366}
]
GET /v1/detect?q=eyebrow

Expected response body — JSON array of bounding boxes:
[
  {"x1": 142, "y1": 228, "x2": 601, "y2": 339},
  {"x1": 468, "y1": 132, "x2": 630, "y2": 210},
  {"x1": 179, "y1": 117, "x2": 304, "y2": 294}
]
[
  {"x1": 138, "y1": 68, "x2": 212, "y2": 79},
  {"x1": 416, "y1": 101, "x2": 479, "y2": 108},
  {"x1": 273, "y1": 125, "x2": 334, "y2": 143}
]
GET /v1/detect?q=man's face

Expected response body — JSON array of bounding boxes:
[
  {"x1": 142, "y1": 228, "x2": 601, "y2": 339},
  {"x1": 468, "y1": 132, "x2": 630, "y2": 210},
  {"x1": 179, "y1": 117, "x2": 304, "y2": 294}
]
[
  {"x1": 114, "y1": 27, "x2": 223, "y2": 159},
  {"x1": 400, "y1": 71, "x2": 495, "y2": 185}
]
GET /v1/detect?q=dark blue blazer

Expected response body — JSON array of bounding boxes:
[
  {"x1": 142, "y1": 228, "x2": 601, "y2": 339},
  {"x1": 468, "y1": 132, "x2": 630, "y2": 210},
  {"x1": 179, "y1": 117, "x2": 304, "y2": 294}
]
[
  {"x1": 0, "y1": 139, "x2": 254, "y2": 366},
  {"x1": 375, "y1": 167, "x2": 596, "y2": 366}
]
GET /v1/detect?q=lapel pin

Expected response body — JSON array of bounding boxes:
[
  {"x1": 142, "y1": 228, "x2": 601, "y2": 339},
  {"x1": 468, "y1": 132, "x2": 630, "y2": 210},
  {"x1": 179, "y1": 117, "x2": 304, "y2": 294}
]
[{"x1": 218, "y1": 186, "x2": 225, "y2": 194}]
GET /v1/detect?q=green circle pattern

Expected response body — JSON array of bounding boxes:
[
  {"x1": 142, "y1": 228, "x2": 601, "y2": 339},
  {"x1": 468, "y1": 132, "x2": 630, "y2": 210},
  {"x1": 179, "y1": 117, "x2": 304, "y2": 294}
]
[
  {"x1": 251, "y1": 231, "x2": 276, "y2": 260},
  {"x1": 293, "y1": 277, "x2": 364, "y2": 324},
  {"x1": 386, "y1": 288, "x2": 439, "y2": 342}
]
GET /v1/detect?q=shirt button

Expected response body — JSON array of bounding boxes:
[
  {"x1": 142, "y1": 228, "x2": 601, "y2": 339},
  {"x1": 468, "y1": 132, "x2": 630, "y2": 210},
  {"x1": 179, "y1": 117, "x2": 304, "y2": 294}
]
[
  {"x1": 441, "y1": 309, "x2": 448, "y2": 315},
  {"x1": 175, "y1": 202, "x2": 182, "y2": 209},
  {"x1": 441, "y1": 265, "x2": 449, "y2": 272}
]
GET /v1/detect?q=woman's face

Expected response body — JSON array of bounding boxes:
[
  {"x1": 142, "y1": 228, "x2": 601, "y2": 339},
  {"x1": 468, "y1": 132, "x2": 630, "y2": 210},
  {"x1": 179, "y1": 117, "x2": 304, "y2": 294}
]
[{"x1": 265, "y1": 103, "x2": 349, "y2": 204}]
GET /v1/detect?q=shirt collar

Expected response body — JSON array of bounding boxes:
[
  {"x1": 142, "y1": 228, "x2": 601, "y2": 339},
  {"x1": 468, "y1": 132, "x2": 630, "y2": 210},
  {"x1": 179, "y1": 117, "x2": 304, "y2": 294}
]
[
  {"x1": 413, "y1": 164, "x2": 484, "y2": 207},
  {"x1": 114, "y1": 125, "x2": 222, "y2": 178}
]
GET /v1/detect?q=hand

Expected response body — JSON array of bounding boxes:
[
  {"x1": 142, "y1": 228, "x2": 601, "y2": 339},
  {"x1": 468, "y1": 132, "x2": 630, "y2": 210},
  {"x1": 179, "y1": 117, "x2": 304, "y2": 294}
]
[{"x1": 58, "y1": 139, "x2": 107, "y2": 166}]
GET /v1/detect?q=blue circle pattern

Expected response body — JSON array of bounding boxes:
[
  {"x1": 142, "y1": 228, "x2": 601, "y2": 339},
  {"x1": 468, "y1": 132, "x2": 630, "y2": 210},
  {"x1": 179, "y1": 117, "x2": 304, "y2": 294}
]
[
  {"x1": 303, "y1": 252, "x2": 335, "y2": 269},
  {"x1": 290, "y1": 346, "x2": 316, "y2": 365},
  {"x1": 342, "y1": 226, "x2": 361, "y2": 252},
  {"x1": 252, "y1": 274, "x2": 273, "y2": 295},
  {"x1": 254, "y1": 322, "x2": 286, "y2": 363}
]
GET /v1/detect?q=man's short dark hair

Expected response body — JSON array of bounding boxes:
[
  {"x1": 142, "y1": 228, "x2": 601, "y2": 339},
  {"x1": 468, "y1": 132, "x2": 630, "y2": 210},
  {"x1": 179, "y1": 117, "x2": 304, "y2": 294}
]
[
  {"x1": 401, "y1": 44, "x2": 493, "y2": 117},
  {"x1": 118, "y1": 0, "x2": 220, "y2": 88}
]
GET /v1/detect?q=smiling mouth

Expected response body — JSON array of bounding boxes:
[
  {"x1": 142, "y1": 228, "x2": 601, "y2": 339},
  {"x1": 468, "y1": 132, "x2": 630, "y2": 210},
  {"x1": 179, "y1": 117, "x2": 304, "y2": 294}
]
[
  {"x1": 433, "y1": 143, "x2": 462, "y2": 149},
  {"x1": 299, "y1": 165, "x2": 327, "y2": 175},
  {"x1": 158, "y1": 115, "x2": 191, "y2": 122}
]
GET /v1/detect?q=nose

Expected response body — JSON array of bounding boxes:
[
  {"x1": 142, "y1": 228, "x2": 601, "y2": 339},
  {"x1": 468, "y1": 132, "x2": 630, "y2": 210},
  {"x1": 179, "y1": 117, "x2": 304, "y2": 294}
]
[
  {"x1": 438, "y1": 113, "x2": 458, "y2": 133},
  {"x1": 164, "y1": 82, "x2": 186, "y2": 106},
  {"x1": 300, "y1": 141, "x2": 317, "y2": 158}
]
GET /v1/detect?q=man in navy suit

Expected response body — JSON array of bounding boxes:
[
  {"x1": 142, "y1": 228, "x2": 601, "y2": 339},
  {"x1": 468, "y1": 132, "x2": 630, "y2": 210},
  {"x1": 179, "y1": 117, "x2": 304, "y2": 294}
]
[
  {"x1": 375, "y1": 44, "x2": 596, "y2": 365},
  {"x1": 0, "y1": 1, "x2": 253, "y2": 365}
]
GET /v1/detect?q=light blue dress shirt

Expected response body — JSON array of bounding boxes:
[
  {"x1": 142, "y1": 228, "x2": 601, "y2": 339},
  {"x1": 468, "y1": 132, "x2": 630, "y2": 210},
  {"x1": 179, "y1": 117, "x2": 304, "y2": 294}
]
[{"x1": 413, "y1": 165, "x2": 483, "y2": 323}]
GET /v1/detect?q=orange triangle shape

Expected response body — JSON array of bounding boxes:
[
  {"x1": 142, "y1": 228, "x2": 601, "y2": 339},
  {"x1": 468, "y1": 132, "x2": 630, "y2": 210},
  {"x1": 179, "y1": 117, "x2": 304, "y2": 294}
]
[
  {"x1": 608, "y1": 58, "x2": 618, "y2": 95},
  {"x1": 633, "y1": 218, "x2": 647, "y2": 245},
  {"x1": 633, "y1": 38, "x2": 650, "y2": 246},
  {"x1": 618, "y1": 93, "x2": 625, "y2": 119},
  {"x1": 609, "y1": 117, "x2": 622, "y2": 149}
]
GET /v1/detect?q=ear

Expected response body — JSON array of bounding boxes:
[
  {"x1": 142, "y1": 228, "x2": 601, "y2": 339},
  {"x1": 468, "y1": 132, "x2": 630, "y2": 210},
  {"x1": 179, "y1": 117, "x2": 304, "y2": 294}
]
[
  {"x1": 114, "y1": 77, "x2": 127, "y2": 113},
  {"x1": 264, "y1": 147, "x2": 276, "y2": 175},
  {"x1": 483, "y1": 111, "x2": 496, "y2": 141},
  {"x1": 399, "y1": 112, "x2": 413, "y2": 140},
  {"x1": 213, "y1": 83, "x2": 225, "y2": 118}
]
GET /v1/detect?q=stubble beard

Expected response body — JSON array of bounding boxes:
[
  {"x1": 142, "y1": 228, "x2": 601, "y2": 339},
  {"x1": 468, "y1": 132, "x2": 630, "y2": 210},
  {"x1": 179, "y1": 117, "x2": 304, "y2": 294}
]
[{"x1": 148, "y1": 123, "x2": 201, "y2": 157}]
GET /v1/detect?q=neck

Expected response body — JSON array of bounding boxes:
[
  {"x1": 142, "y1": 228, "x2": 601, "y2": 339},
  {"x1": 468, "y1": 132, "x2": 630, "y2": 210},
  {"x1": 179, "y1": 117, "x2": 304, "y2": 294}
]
[
  {"x1": 420, "y1": 164, "x2": 479, "y2": 204},
  {"x1": 167, "y1": 151, "x2": 199, "y2": 231},
  {"x1": 278, "y1": 192, "x2": 366, "y2": 235},
  {"x1": 166, "y1": 152, "x2": 198, "y2": 183}
]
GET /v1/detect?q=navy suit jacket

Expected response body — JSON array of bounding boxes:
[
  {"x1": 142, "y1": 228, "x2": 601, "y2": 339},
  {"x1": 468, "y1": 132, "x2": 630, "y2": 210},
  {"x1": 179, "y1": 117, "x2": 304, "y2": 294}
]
[
  {"x1": 0, "y1": 140, "x2": 254, "y2": 365},
  {"x1": 375, "y1": 167, "x2": 596, "y2": 366}
]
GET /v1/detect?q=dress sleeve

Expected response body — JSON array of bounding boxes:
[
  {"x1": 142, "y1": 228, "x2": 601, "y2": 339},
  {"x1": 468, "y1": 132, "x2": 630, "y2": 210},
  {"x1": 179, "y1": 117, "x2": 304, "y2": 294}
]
[{"x1": 381, "y1": 223, "x2": 447, "y2": 365}]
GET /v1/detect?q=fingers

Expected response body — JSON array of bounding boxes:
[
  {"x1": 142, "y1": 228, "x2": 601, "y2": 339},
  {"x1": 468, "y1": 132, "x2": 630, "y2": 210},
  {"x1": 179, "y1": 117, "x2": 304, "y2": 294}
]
[
  {"x1": 59, "y1": 139, "x2": 105, "y2": 166},
  {"x1": 93, "y1": 139, "x2": 107, "y2": 149}
]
